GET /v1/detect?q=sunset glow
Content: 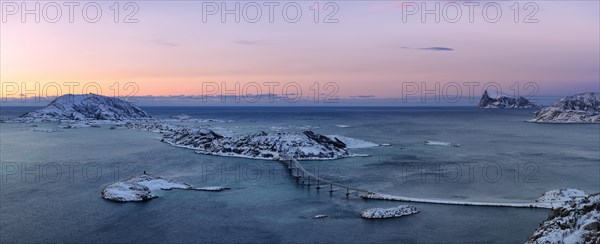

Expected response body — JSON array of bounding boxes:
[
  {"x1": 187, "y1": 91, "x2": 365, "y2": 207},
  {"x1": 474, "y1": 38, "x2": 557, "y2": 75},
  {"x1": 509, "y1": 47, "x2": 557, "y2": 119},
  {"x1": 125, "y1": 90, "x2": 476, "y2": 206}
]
[{"x1": 1, "y1": 1, "x2": 599, "y2": 100}]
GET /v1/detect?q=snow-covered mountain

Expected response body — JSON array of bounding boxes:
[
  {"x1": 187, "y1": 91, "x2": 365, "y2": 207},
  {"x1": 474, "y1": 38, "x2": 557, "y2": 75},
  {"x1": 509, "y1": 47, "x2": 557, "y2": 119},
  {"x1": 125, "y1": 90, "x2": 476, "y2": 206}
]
[
  {"x1": 20, "y1": 94, "x2": 151, "y2": 121},
  {"x1": 527, "y1": 193, "x2": 600, "y2": 243},
  {"x1": 161, "y1": 129, "x2": 360, "y2": 160},
  {"x1": 478, "y1": 90, "x2": 536, "y2": 108},
  {"x1": 530, "y1": 92, "x2": 600, "y2": 123}
]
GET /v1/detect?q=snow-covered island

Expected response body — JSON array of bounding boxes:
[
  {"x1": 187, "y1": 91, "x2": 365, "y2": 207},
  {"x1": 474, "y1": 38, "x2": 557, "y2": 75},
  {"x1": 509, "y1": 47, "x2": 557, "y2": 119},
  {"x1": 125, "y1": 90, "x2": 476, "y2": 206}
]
[
  {"x1": 16, "y1": 94, "x2": 152, "y2": 122},
  {"x1": 478, "y1": 90, "x2": 536, "y2": 109},
  {"x1": 530, "y1": 92, "x2": 600, "y2": 123},
  {"x1": 159, "y1": 128, "x2": 377, "y2": 160},
  {"x1": 527, "y1": 193, "x2": 600, "y2": 243},
  {"x1": 360, "y1": 205, "x2": 419, "y2": 219},
  {"x1": 9, "y1": 94, "x2": 380, "y2": 161},
  {"x1": 101, "y1": 173, "x2": 229, "y2": 202}
]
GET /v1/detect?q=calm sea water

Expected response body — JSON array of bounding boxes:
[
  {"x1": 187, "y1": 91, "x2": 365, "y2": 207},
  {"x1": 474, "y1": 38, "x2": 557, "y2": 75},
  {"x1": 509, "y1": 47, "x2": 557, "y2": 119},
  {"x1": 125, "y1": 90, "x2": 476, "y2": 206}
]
[{"x1": 1, "y1": 106, "x2": 598, "y2": 243}]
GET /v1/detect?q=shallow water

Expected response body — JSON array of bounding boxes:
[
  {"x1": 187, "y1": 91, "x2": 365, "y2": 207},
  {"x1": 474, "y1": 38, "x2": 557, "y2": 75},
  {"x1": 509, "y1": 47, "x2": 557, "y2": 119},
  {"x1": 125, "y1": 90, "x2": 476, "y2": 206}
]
[{"x1": 1, "y1": 106, "x2": 598, "y2": 243}]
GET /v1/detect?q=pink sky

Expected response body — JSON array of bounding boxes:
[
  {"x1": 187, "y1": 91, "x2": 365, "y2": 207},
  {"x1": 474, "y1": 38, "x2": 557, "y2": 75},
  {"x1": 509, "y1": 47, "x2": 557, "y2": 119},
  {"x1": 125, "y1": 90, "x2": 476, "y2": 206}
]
[{"x1": 1, "y1": 1, "x2": 598, "y2": 100}]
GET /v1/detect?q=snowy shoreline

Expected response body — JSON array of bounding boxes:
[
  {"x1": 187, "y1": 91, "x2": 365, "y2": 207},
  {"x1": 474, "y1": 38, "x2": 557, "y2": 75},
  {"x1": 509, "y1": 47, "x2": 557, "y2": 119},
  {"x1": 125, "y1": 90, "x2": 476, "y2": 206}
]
[{"x1": 101, "y1": 173, "x2": 229, "y2": 202}]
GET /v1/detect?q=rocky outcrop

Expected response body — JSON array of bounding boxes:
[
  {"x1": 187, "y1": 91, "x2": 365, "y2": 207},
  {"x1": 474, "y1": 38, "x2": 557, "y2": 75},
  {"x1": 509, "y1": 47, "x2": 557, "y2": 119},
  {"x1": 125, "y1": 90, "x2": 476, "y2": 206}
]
[
  {"x1": 101, "y1": 182, "x2": 156, "y2": 202},
  {"x1": 478, "y1": 90, "x2": 536, "y2": 108},
  {"x1": 360, "y1": 205, "x2": 420, "y2": 219},
  {"x1": 531, "y1": 92, "x2": 600, "y2": 123},
  {"x1": 19, "y1": 94, "x2": 151, "y2": 121},
  {"x1": 527, "y1": 193, "x2": 600, "y2": 243},
  {"x1": 304, "y1": 131, "x2": 346, "y2": 148}
]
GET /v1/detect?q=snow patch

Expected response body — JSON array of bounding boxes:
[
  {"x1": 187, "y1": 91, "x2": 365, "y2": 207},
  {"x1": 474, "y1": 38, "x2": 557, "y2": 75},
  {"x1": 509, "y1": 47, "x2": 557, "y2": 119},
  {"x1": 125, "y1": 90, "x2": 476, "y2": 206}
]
[
  {"x1": 535, "y1": 188, "x2": 588, "y2": 209},
  {"x1": 191, "y1": 186, "x2": 231, "y2": 191},
  {"x1": 424, "y1": 141, "x2": 461, "y2": 147},
  {"x1": 101, "y1": 182, "x2": 155, "y2": 202}
]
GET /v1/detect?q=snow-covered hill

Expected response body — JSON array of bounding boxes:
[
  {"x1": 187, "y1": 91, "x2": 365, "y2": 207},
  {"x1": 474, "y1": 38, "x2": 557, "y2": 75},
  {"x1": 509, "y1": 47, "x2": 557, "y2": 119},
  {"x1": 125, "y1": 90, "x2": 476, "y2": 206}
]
[
  {"x1": 530, "y1": 92, "x2": 600, "y2": 123},
  {"x1": 19, "y1": 94, "x2": 151, "y2": 121},
  {"x1": 160, "y1": 129, "x2": 372, "y2": 160},
  {"x1": 478, "y1": 90, "x2": 536, "y2": 108},
  {"x1": 527, "y1": 193, "x2": 600, "y2": 243}
]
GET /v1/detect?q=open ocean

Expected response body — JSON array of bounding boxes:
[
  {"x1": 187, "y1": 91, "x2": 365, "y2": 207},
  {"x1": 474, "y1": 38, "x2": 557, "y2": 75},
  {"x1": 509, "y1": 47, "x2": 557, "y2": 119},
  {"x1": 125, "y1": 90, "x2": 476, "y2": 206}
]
[{"x1": 1, "y1": 106, "x2": 599, "y2": 243}]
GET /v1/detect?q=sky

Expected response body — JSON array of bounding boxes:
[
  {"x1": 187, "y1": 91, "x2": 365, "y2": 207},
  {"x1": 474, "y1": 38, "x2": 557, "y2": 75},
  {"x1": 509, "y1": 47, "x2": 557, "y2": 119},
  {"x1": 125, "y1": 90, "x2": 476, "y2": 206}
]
[{"x1": 1, "y1": 1, "x2": 599, "y2": 105}]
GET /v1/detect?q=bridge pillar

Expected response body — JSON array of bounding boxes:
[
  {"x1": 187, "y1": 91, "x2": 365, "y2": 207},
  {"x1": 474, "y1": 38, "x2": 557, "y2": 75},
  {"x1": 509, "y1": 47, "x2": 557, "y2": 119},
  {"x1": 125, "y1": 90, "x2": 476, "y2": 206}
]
[
  {"x1": 316, "y1": 180, "x2": 321, "y2": 190},
  {"x1": 345, "y1": 188, "x2": 350, "y2": 198},
  {"x1": 329, "y1": 184, "x2": 333, "y2": 193}
]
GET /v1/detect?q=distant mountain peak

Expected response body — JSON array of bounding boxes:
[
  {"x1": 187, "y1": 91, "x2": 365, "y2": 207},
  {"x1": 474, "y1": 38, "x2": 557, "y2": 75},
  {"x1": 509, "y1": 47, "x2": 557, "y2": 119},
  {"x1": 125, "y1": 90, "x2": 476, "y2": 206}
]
[
  {"x1": 478, "y1": 90, "x2": 536, "y2": 109},
  {"x1": 20, "y1": 94, "x2": 152, "y2": 121}
]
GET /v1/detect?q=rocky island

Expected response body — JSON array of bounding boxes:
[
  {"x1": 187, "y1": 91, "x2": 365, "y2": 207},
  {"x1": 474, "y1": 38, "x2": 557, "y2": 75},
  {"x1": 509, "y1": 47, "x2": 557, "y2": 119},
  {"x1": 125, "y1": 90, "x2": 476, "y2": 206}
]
[
  {"x1": 101, "y1": 173, "x2": 229, "y2": 202},
  {"x1": 478, "y1": 90, "x2": 536, "y2": 108},
  {"x1": 530, "y1": 92, "x2": 600, "y2": 123},
  {"x1": 18, "y1": 94, "x2": 152, "y2": 121},
  {"x1": 160, "y1": 128, "x2": 375, "y2": 160},
  {"x1": 360, "y1": 205, "x2": 420, "y2": 219}
]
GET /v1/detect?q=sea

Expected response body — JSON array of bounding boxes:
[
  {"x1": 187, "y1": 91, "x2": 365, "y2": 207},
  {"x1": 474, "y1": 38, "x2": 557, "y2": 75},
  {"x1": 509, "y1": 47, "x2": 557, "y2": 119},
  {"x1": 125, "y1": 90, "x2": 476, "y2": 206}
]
[{"x1": 1, "y1": 106, "x2": 599, "y2": 243}]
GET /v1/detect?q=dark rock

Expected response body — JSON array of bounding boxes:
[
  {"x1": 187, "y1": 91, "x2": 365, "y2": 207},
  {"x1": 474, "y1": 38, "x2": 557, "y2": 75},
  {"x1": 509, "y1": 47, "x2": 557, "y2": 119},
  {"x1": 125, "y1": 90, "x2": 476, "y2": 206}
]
[
  {"x1": 478, "y1": 90, "x2": 536, "y2": 109},
  {"x1": 304, "y1": 131, "x2": 347, "y2": 148}
]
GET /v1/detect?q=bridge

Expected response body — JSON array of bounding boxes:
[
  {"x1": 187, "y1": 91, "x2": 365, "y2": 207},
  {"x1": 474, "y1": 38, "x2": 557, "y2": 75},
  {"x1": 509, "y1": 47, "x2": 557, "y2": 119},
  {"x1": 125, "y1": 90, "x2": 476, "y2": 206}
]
[
  {"x1": 279, "y1": 153, "x2": 370, "y2": 197},
  {"x1": 278, "y1": 153, "x2": 554, "y2": 209}
]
